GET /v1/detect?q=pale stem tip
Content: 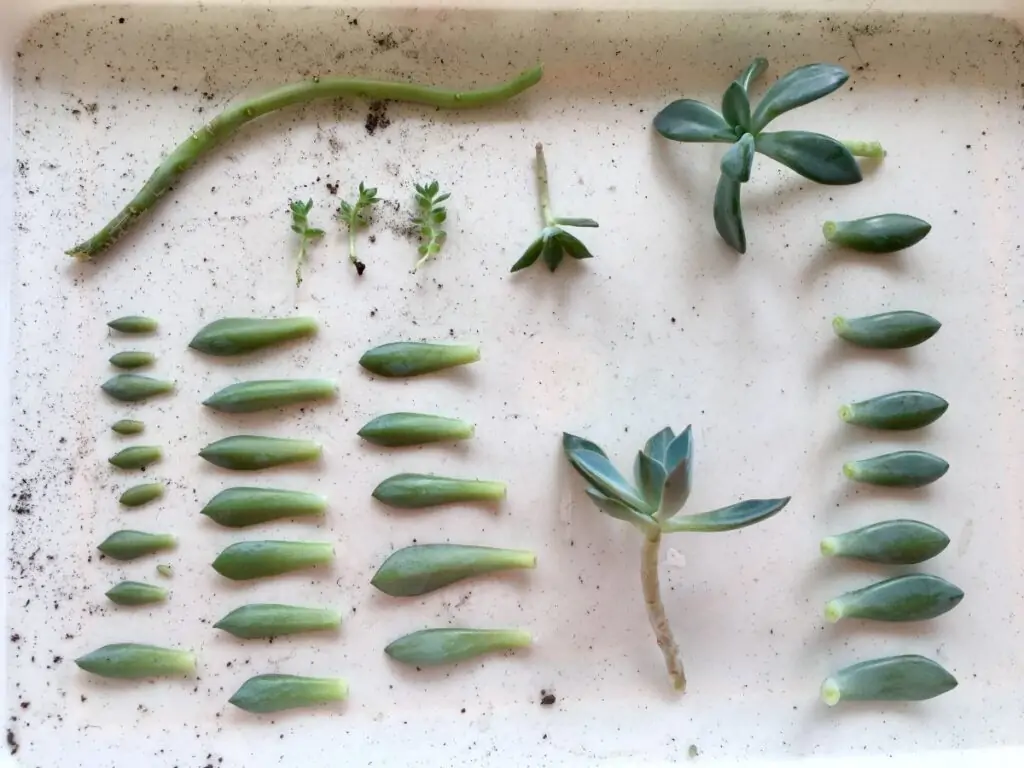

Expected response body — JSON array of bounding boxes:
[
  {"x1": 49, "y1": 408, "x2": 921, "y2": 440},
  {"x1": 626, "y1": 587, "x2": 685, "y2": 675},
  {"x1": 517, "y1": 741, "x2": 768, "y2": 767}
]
[
  {"x1": 820, "y1": 537, "x2": 838, "y2": 557},
  {"x1": 842, "y1": 462, "x2": 856, "y2": 480},
  {"x1": 831, "y1": 316, "x2": 846, "y2": 333},
  {"x1": 822, "y1": 221, "x2": 838, "y2": 241},
  {"x1": 823, "y1": 601, "x2": 843, "y2": 623},
  {"x1": 821, "y1": 678, "x2": 841, "y2": 706},
  {"x1": 838, "y1": 404, "x2": 853, "y2": 423}
]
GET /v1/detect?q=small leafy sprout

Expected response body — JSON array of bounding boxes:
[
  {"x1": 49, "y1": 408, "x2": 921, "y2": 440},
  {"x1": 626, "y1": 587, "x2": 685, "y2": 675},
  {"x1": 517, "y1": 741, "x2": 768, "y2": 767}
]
[
  {"x1": 411, "y1": 180, "x2": 449, "y2": 271},
  {"x1": 337, "y1": 182, "x2": 379, "y2": 276},
  {"x1": 512, "y1": 142, "x2": 598, "y2": 273},
  {"x1": 562, "y1": 426, "x2": 790, "y2": 692},
  {"x1": 654, "y1": 57, "x2": 883, "y2": 254},
  {"x1": 289, "y1": 199, "x2": 325, "y2": 286}
]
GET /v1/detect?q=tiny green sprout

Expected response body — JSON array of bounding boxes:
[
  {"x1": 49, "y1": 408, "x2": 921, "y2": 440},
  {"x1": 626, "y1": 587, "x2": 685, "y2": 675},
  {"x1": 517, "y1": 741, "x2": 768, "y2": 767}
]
[
  {"x1": 562, "y1": 427, "x2": 790, "y2": 692},
  {"x1": 411, "y1": 180, "x2": 449, "y2": 271},
  {"x1": 337, "y1": 182, "x2": 379, "y2": 276},
  {"x1": 289, "y1": 199, "x2": 325, "y2": 286},
  {"x1": 654, "y1": 57, "x2": 882, "y2": 254},
  {"x1": 511, "y1": 143, "x2": 598, "y2": 273}
]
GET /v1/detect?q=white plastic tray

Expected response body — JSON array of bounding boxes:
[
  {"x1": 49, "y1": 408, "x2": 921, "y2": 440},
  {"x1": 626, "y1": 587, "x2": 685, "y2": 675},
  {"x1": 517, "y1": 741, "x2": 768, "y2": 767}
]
[{"x1": 2, "y1": 1, "x2": 1023, "y2": 766}]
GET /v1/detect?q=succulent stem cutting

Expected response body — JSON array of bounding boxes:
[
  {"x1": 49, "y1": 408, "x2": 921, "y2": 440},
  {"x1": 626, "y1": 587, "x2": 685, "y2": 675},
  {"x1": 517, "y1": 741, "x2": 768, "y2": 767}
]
[
  {"x1": 654, "y1": 57, "x2": 882, "y2": 253},
  {"x1": 511, "y1": 143, "x2": 598, "y2": 272},
  {"x1": 563, "y1": 427, "x2": 790, "y2": 691}
]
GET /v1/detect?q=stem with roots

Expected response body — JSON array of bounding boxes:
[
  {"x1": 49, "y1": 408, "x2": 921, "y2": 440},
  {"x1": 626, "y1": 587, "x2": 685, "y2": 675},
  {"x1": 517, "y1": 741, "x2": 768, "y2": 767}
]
[
  {"x1": 66, "y1": 65, "x2": 543, "y2": 261},
  {"x1": 641, "y1": 532, "x2": 686, "y2": 691}
]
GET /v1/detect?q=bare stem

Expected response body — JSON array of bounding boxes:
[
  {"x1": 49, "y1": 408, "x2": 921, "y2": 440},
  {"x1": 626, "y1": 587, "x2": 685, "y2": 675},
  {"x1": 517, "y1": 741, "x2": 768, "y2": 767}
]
[
  {"x1": 640, "y1": 533, "x2": 686, "y2": 691},
  {"x1": 535, "y1": 142, "x2": 555, "y2": 227},
  {"x1": 843, "y1": 140, "x2": 885, "y2": 158}
]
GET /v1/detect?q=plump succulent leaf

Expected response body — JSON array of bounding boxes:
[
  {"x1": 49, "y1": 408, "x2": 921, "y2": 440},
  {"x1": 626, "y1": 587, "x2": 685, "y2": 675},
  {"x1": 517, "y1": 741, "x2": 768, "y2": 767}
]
[
  {"x1": 554, "y1": 217, "x2": 599, "y2": 228},
  {"x1": 643, "y1": 427, "x2": 674, "y2": 466},
  {"x1": 736, "y1": 57, "x2": 769, "y2": 94},
  {"x1": 720, "y1": 133, "x2": 755, "y2": 183},
  {"x1": 721, "y1": 82, "x2": 751, "y2": 132},
  {"x1": 713, "y1": 173, "x2": 746, "y2": 253},
  {"x1": 755, "y1": 131, "x2": 862, "y2": 185},
  {"x1": 556, "y1": 230, "x2": 594, "y2": 260},
  {"x1": 541, "y1": 234, "x2": 563, "y2": 271},
  {"x1": 634, "y1": 451, "x2": 667, "y2": 511},
  {"x1": 511, "y1": 236, "x2": 545, "y2": 272},
  {"x1": 662, "y1": 497, "x2": 790, "y2": 533},
  {"x1": 585, "y1": 487, "x2": 660, "y2": 537},
  {"x1": 750, "y1": 63, "x2": 849, "y2": 133},
  {"x1": 565, "y1": 448, "x2": 652, "y2": 514},
  {"x1": 653, "y1": 99, "x2": 736, "y2": 143},
  {"x1": 563, "y1": 432, "x2": 608, "y2": 458},
  {"x1": 660, "y1": 426, "x2": 693, "y2": 518}
]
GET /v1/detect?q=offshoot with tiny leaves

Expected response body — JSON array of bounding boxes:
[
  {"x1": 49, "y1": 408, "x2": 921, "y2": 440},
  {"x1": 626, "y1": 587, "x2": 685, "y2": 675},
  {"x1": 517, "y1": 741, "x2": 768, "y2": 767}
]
[
  {"x1": 337, "y1": 182, "x2": 379, "y2": 275},
  {"x1": 411, "y1": 181, "x2": 449, "y2": 270},
  {"x1": 511, "y1": 143, "x2": 598, "y2": 272},
  {"x1": 562, "y1": 427, "x2": 790, "y2": 692},
  {"x1": 289, "y1": 199, "x2": 325, "y2": 286},
  {"x1": 653, "y1": 57, "x2": 882, "y2": 253}
]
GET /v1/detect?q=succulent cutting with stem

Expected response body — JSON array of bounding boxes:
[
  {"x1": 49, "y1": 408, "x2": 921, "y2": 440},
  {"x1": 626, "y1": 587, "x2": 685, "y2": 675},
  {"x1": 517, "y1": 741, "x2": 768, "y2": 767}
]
[
  {"x1": 511, "y1": 142, "x2": 598, "y2": 272},
  {"x1": 411, "y1": 181, "x2": 449, "y2": 271},
  {"x1": 289, "y1": 199, "x2": 325, "y2": 286},
  {"x1": 562, "y1": 427, "x2": 790, "y2": 692},
  {"x1": 337, "y1": 182, "x2": 379, "y2": 275},
  {"x1": 653, "y1": 57, "x2": 883, "y2": 253}
]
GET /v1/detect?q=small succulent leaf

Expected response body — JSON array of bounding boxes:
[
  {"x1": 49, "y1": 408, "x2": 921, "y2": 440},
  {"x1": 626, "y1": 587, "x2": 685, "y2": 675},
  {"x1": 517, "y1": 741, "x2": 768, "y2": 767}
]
[
  {"x1": 435, "y1": 192, "x2": 451, "y2": 204},
  {"x1": 562, "y1": 433, "x2": 608, "y2": 458},
  {"x1": 720, "y1": 133, "x2": 755, "y2": 183},
  {"x1": 634, "y1": 451, "x2": 667, "y2": 511},
  {"x1": 755, "y1": 131, "x2": 862, "y2": 185},
  {"x1": 542, "y1": 235, "x2": 563, "y2": 271},
  {"x1": 737, "y1": 57, "x2": 769, "y2": 95},
  {"x1": 565, "y1": 448, "x2": 653, "y2": 514},
  {"x1": 643, "y1": 427, "x2": 674, "y2": 466},
  {"x1": 713, "y1": 173, "x2": 746, "y2": 253},
  {"x1": 554, "y1": 217, "x2": 599, "y2": 228},
  {"x1": 510, "y1": 236, "x2": 545, "y2": 272},
  {"x1": 653, "y1": 99, "x2": 736, "y2": 143},
  {"x1": 585, "y1": 487, "x2": 660, "y2": 537},
  {"x1": 664, "y1": 427, "x2": 692, "y2": 474},
  {"x1": 750, "y1": 63, "x2": 849, "y2": 133},
  {"x1": 658, "y1": 426, "x2": 693, "y2": 519},
  {"x1": 721, "y1": 82, "x2": 751, "y2": 131},
  {"x1": 662, "y1": 497, "x2": 790, "y2": 533},
  {"x1": 555, "y1": 230, "x2": 594, "y2": 260}
]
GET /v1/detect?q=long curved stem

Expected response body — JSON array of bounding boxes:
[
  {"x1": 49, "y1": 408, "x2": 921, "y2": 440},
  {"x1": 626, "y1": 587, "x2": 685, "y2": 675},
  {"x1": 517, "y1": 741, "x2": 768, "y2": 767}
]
[
  {"x1": 641, "y1": 532, "x2": 686, "y2": 691},
  {"x1": 66, "y1": 65, "x2": 544, "y2": 260}
]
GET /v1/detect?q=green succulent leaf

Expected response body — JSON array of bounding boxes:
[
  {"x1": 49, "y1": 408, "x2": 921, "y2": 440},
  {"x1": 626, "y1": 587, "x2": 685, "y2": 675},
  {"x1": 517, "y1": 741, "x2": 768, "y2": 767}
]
[
  {"x1": 713, "y1": 173, "x2": 746, "y2": 253},
  {"x1": 659, "y1": 426, "x2": 693, "y2": 519},
  {"x1": 634, "y1": 451, "x2": 667, "y2": 511},
  {"x1": 555, "y1": 230, "x2": 594, "y2": 260},
  {"x1": 720, "y1": 133, "x2": 755, "y2": 183},
  {"x1": 736, "y1": 57, "x2": 769, "y2": 95},
  {"x1": 750, "y1": 63, "x2": 849, "y2": 133},
  {"x1": 541, "y1": 233, "x2": 564, "y2": 271},
  {"x1": 653, "y1": 99, "x2": 736, "y2": 143},
  {"x1": 585, "y1": 488, "x2": 659, "y2": 537},
  {"x1": 510, "y1": 236, "x2": 545, "y2": 272},
  {"x1": 562, "y1": 432, "x2": 608, "y2": 458},
  {"x1": 643, "y1": 427, "x2": 675, "y2": 466},
  {"x1": 565, "y1": 448, "x2": 652, "y2": 514},
  {"x1": 721, "y1": 82, "x2": 751, "y2": 132},
  {"x1": 756, "y1": 131, "x2": 862, "y2": 185},
  {"x1": 662, "y1": 497, "x2": 790, "y2": 533},
  {"x1": 554, "y1": 217, "x2": 599, "y2": 228}
]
